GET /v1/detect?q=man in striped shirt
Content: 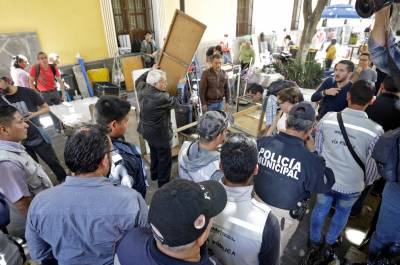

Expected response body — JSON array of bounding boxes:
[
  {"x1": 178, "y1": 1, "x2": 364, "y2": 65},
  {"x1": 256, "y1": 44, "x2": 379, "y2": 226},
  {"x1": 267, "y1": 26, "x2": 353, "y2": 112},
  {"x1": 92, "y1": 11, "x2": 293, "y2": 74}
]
[{"x1": 308, "y1": 80, "x2": 384, "y2": 259}]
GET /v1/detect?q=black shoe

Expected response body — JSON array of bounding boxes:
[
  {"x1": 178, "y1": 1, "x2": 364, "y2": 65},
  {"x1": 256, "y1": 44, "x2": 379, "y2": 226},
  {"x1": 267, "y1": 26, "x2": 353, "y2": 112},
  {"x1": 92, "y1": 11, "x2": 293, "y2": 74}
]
[{"x1": 299, "y1": 242, "x2": 322, "y2": 265}]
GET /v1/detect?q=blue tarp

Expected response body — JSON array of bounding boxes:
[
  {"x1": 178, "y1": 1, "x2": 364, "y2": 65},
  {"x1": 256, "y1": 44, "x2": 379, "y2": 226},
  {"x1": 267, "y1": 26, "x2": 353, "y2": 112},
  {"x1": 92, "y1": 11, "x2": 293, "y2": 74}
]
[{"x1": 321, "y1": 4, "x2": 360, "y2": 19}]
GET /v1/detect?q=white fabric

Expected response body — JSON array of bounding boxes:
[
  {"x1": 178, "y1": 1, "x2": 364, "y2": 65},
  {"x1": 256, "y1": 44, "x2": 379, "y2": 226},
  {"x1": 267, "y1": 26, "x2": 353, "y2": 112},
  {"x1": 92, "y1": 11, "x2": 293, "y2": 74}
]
[
  {"x1": 277, "y1": 113, "x2": 287, "y2": 132},
  {"x1": 10, "y1": 68, "x2": 29, "y2": 88}
]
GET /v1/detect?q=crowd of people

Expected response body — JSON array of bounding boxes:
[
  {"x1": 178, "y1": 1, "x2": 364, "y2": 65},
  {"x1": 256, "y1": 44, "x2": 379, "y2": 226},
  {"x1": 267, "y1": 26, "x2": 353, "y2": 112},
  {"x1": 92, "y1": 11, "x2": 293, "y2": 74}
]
[{"x1": 0, "y1": 5, "x2": 399, "y2": 265}]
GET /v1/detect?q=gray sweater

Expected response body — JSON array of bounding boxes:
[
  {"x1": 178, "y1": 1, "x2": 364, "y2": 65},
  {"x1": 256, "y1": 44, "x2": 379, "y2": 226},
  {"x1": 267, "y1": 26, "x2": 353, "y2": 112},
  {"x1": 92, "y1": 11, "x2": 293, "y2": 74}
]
[{"x1": 315, "y1": 108, "x2": 383, "y2": 193}]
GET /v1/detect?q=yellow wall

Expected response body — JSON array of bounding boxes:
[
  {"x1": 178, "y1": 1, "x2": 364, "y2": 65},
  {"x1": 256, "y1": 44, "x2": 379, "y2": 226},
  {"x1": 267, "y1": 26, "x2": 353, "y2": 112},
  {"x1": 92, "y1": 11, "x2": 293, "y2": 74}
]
[{"x1": 0, "y1": 0, "x2": 108, "y2": 65}]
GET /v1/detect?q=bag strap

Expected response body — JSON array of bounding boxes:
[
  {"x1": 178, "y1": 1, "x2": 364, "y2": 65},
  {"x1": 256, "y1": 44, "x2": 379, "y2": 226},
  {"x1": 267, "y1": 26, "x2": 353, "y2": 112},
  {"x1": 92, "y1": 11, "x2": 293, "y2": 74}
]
[
  {"x1": 50, "y1": 64, "x2": 57, "y2": 77},
  {"x1": 34, "y1": 64, "x2": 40, "y2": 85},
  {"x1": 337, "y1": 112, "x2": 366, "y2": 174}
]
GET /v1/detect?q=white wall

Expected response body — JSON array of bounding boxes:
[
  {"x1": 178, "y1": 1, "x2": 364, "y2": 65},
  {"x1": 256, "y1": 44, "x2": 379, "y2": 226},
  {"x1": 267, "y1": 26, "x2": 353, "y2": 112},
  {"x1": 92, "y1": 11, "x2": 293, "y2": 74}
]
[
  {"x1": 185, "y1": 0, "x2": 237, "y2": 42},
  {"x1": 253, "y1": 0, "x2": 293, "y2": 34},
  {"x1": 160, "y1": 0, "x2": 237, "y2": 42}
]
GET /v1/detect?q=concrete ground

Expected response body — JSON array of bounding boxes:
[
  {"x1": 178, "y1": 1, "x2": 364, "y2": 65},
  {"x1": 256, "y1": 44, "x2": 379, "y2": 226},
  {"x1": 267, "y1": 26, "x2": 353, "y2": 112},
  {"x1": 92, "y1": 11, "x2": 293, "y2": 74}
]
[{"x1": 39, "y1": 92, "x2": 378, "y2": 265}]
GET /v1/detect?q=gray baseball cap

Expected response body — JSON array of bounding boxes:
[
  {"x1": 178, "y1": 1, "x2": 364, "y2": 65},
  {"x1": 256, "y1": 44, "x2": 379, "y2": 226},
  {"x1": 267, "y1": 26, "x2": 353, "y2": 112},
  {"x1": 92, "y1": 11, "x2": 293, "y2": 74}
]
[
  {"x1": 288, "y1": 102, "x2": 316, "y2": 122},
  {"x1": 197, "y1": 111, "x2": 233, "y2": 141}
]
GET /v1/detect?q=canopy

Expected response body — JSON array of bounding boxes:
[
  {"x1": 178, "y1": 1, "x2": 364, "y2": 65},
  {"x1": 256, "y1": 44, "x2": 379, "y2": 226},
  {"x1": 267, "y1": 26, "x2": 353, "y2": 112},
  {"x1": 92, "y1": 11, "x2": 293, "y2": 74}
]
[{"x1": 321, "y1": 4, "x2": 360, "y2": 19}]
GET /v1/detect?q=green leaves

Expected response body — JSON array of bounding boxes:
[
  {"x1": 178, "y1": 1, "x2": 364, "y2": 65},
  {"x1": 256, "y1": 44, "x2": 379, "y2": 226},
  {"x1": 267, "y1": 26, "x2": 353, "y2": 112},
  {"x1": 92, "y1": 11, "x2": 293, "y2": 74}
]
[{"x1": 273, "y1": 60, "x2": 324, "y2": 89}]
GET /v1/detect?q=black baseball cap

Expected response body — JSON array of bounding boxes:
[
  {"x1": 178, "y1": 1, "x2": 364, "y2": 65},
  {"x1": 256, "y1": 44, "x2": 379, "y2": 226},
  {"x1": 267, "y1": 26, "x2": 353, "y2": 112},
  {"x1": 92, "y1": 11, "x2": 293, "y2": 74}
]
[
  {"x1": 197, "y1": 110, "x2": 233, "y2": 141},
  {"x1": 148, "y1": 179, "x2": 227, "y2": 247},
  {"x1": 288, "y1": 102, "x2": 316, "y2": 122}
]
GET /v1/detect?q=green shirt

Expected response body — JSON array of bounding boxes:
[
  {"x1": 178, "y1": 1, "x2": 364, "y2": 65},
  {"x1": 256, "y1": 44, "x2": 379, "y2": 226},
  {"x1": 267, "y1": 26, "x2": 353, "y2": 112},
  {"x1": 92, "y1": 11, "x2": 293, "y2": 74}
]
[{"x1": 239, "y1": 44, "x2": 255, "y2": 64}]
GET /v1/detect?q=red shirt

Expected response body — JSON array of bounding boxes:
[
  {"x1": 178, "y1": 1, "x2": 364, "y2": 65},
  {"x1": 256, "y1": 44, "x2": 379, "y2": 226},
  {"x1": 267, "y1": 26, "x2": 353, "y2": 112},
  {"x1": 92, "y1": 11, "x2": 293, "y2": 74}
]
[{"x1": 29, "y1": 64, "x2": 61, "y2": 92}]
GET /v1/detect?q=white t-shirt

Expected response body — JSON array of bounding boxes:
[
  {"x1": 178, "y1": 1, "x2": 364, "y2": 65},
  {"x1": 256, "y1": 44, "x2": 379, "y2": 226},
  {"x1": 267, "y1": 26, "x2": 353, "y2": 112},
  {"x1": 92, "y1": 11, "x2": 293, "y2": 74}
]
[
  {"x1": 10, "y1": 67, "x2": 30, "y2": 88},
  {"x1": 277, "y1": 113, "x2": 287, "y2": 132}
]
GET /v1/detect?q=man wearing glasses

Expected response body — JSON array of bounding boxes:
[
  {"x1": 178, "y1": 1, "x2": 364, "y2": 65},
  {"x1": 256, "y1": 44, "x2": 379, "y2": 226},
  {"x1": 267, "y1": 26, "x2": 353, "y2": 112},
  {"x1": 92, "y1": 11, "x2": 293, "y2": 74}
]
[{"x1": 351, "y1": 53, "x2": 378, "y2": 84}]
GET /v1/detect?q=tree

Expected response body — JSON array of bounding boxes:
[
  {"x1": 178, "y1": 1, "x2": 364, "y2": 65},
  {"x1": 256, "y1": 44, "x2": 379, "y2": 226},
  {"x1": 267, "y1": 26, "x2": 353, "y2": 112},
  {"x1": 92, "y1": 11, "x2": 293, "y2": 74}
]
[{"x1": 296, "y1": 0, "x2": 329, "y2": 64}]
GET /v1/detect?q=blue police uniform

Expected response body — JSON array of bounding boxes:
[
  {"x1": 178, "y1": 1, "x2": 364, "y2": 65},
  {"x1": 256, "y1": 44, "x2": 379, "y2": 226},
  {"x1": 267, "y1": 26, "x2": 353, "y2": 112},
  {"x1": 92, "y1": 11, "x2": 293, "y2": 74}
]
[{"x1": 255, "y1": 132, "x2": 335, "y2": 210}]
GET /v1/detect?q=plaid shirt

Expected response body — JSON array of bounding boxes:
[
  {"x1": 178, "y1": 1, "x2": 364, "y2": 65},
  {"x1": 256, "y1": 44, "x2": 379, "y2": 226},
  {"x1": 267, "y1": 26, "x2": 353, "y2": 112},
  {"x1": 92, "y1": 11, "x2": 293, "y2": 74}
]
[{"x1": 265, "y1": 95, "x2": 278, "y2": 126}]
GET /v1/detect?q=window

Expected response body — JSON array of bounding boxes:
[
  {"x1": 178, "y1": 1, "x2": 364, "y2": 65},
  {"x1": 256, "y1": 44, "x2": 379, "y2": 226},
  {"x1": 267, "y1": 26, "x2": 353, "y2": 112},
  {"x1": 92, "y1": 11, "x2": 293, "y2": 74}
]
[
  {"x1": 236, "y1": 0, "x2": 254, "y2": 36},
  {"x1": 111, "y1": 0, "x2": 154, "y2": 52}
]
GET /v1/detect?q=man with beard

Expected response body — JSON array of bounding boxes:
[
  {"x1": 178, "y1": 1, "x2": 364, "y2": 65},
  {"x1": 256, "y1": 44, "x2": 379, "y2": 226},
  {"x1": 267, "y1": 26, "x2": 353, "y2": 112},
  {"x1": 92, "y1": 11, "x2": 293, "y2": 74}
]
[
  {"x1": 0, "y1": 76, "x2": 66, "y2": 182},
  {"x1": 26, "y1": 125, "x2": 148, "y2": 265},
  {"x1": 311, "y1": 60, "x2": 354, "y2": 119}
]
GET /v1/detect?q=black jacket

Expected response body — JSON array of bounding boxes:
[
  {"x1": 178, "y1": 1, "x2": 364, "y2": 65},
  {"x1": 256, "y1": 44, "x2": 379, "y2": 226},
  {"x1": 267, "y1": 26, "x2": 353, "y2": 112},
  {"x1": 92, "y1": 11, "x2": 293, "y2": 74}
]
[
  {"x1": 136, "y1": 71, "x2": 183, "y2": 148},
  {"x1": 366, "y1": 92, "x2": 400, "y2": 132}
]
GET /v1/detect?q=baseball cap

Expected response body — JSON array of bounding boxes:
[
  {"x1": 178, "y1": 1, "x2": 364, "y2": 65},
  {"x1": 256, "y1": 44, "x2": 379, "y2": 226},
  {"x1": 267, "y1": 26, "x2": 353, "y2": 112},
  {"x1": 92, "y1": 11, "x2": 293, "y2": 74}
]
[
  {"x1": 197, "y1": 110, "x2": 233, "y2": 141},
  {"x1": 288, "y1": 102, "x2": 316, "y2": 122},
  {"x1": 148, "y1": 179, "x2": 227, "y2": 247}
]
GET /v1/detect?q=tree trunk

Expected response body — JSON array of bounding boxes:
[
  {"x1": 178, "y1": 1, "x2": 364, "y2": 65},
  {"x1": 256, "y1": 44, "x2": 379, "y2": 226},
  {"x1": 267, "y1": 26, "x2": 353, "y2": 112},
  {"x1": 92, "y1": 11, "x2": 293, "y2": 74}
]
[{"x1": 296, "y1": 0, "x2": 329, "y2": 64}]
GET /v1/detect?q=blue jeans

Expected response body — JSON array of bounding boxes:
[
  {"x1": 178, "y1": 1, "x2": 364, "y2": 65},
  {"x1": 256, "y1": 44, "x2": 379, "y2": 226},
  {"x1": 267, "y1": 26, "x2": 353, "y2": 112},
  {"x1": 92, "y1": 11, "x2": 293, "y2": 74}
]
[
  {"x1": 207, "y1": 101, "x2": 224, "y2": 111},
  {"x1": 223, "y1": 52, "x2": 232, "y2": 64},
  {"x1": 310, "y1": 190, "x2": 360, "y2": 245},
  {"x1": 369, "y1": 182, "x2": 400, "y2": 259}
]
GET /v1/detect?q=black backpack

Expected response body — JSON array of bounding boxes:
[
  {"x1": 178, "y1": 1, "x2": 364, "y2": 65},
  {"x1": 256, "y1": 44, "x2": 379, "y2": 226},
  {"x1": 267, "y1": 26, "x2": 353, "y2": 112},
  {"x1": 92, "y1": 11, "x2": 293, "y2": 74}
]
[{"x1": 372, "y1": 127, "x2": 400, "y2": 182}]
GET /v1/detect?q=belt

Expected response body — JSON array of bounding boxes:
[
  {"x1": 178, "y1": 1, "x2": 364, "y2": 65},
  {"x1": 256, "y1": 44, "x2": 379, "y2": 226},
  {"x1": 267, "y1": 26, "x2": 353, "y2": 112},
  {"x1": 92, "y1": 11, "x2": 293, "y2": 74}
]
[{"x1": 39, "y1": 89, "x2": 57, "y2": 93}]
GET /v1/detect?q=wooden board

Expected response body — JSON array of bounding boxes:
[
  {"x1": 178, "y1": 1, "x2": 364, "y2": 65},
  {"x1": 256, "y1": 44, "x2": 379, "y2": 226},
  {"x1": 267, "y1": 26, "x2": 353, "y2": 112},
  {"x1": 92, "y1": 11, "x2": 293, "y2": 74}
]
[
  {"x1": 159, "y1": 10, "x2": 206, "y2": 95},
  {"x1": 122, "y1": 56, "x2": 144, "y2": 91},
  {"x1": 232, "y1": 105, "x2": 266, "y2": 137}
]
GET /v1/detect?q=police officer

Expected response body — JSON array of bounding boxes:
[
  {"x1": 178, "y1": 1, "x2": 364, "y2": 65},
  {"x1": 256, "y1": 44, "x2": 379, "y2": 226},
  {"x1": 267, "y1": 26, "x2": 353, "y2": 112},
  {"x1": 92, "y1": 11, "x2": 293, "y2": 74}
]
[{"x1": 254, "y1": 102, "x2": 335, "y2": 254}]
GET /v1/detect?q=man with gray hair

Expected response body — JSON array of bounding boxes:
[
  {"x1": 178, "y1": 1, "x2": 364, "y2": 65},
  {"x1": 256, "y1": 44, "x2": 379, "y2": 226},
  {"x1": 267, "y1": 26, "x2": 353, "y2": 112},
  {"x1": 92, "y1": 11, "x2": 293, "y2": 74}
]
[
  {"x1": 178, "y1": 110, "x2": 231, "y2": 182},
  {"x1": 136, "y1": 68, "x2": 184, "y2": 187},
  {"x1": 255, "y1": 102, "x2": 335, "y2": 255}
]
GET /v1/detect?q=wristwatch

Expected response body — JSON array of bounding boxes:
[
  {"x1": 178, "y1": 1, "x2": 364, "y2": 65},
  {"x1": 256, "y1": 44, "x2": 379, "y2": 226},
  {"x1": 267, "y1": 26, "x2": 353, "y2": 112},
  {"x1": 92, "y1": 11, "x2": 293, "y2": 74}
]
[{"x1": 322, "y1": 90, "x2": 326, "y2": 97}]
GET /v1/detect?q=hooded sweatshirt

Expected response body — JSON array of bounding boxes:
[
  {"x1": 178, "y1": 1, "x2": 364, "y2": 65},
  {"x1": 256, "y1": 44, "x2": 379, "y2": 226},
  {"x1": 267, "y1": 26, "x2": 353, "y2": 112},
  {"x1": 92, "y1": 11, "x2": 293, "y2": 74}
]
[{"x1": 178, "y1": 141, "x2": 223, "y2": 182}]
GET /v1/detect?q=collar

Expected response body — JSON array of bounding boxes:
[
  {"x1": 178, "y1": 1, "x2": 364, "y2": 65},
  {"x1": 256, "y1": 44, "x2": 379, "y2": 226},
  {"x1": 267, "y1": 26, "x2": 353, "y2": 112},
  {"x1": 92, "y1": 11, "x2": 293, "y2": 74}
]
[
  {"x1": 0, "y1": 140, "x2": 25, "y2": 151},
  {"x1": 149, "y1": 237, "x2": 210, "y2": 265},
  {"x1": 221, "y1": 181, "x2": 253, "y2": 202},
  {"x1": 63, "y1": 176, "x2": 111, "y2": 187},
  {"x1": 275, "y1": 132, "x2": 305, "y2": 146},
  {"x1": 342, "y1": 108, "x2": 368, "y2": 118}
]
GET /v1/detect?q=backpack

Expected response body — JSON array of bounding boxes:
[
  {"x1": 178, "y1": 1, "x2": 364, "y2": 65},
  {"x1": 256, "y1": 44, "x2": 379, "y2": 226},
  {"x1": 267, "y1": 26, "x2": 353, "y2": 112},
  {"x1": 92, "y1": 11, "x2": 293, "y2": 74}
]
[
  {"x1": 371, "y1": 127, "x2": 400, "y2": 182},
  {"x1": 34, "y1": 63, "x2": 57, "y2": 87},
  {"x1": 112, "y1": 140, "x2": 147, "y2": 198}
]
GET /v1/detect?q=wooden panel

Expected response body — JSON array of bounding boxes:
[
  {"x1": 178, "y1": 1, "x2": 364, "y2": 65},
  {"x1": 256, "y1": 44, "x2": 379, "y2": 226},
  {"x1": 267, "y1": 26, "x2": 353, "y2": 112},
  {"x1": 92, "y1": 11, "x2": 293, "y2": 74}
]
[
  {"x1": 122, "y1": 55, "x2": 144, "y2": 91},
  {"x1": 159, "y1": 54, "x2": 187, "y2": 95},
  {"x1": 232, "y1": 105, "x2": 266, "y2": 137},
  {"x1": 159, "y1": 10, "x2": 206, "y2": 95}
]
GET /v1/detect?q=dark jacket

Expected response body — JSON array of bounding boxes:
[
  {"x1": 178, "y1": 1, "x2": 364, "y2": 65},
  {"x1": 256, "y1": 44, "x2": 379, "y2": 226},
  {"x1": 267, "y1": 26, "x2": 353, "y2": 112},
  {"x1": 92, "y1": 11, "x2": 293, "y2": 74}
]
[
  {"x1": 366, "y1": 92, "x2": 400, "y2": 131},
  {"x1": 311, "y1": 77, "x2": 352, "y2": 119},
  {"x1": 200, "y1": 68, "x2": 230, "y2": 105},
  {"x1": 136, "y1": 71, "x2": 183, "y2": 148},
  {"x1": 255, "y1": 133, "x2": 335, "y2": 210},
  {"x1": 111, "y1": 139, "x2": 147, "y2": 198}
]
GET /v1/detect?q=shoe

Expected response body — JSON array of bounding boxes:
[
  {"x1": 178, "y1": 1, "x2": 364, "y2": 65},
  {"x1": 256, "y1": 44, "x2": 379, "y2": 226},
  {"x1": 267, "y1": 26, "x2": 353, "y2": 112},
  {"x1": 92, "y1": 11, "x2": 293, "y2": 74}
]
[{"x1": 300, "y1": 242, "x2": 322, "y2": 265}]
